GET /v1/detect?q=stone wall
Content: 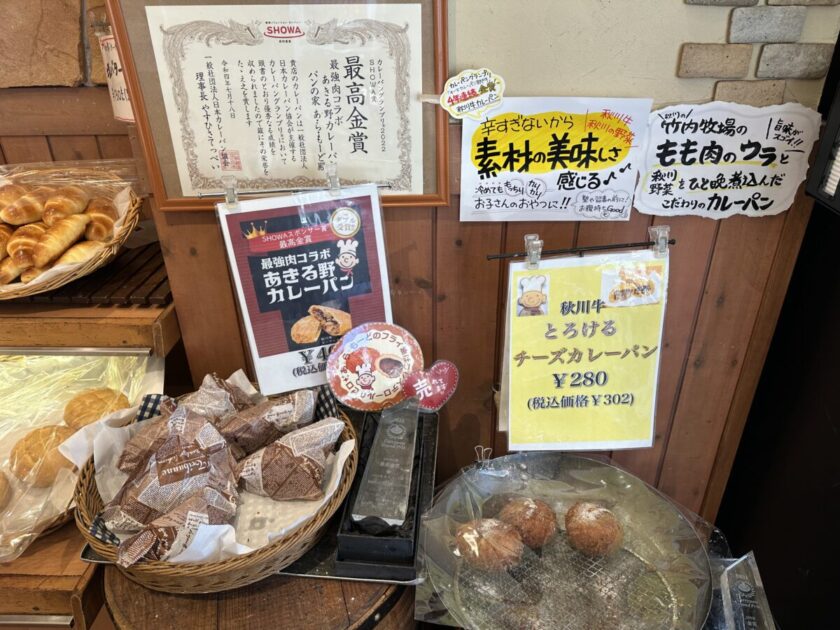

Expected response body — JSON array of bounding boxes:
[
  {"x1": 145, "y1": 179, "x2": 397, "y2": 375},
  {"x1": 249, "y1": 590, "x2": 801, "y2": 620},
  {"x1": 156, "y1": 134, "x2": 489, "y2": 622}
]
[
  {"x1": 681, "y1": 0, "x2": 838, "y2": 106},
  {"x1": 0, "y1": 0, "x2": 106, "y2": 89}
]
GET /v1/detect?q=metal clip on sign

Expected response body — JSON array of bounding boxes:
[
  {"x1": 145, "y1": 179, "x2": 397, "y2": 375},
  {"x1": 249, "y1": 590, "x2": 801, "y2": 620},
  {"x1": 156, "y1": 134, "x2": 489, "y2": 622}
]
[
  {"x1": 474, "y1": 445, "x2": 493, "y2": 468},
  {"x1": 524, "y1": 233, "x2": 543, "y2": 270},
  {"x1": 222, "y1": 175, "x2": 239, "y2": 211},
  {"x1": 648, "y1": 225, "x2": 671, "y2": 258},
  {"x1": 324, "y1": 162, "x2": 341, "y2": 197}
]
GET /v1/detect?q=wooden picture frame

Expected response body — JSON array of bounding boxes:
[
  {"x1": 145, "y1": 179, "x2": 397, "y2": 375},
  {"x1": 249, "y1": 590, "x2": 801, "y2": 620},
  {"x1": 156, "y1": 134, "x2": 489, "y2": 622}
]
[{"x1": 106, "y1": 0, "x2": 449, "y2": 211}]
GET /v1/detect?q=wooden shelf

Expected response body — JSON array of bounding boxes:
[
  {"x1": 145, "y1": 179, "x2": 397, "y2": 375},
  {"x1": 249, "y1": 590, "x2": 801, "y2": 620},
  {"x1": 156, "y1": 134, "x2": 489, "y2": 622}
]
[
  {"x1": 0, "y1": 302, "x2": 180, "y2": 357},
  {"x1": 0, "y1": 523, "x2": 102, "y2": 629}
]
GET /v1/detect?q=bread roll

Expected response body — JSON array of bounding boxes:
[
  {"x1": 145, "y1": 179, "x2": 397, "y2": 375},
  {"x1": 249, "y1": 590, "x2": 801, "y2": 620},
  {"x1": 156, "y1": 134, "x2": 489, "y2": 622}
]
[
  {"x1": 64, "y1": 388, "x2": 130, "y2": 430},
  {"x1": 0, "y1": 184, "x2": 27, "y2": 208},
  {"x1": 84, "y1": 197, "x2": 119, "y2": 242},
  {"x1": 0, "y1": 186, "x2": 53, "y2": 225},
  {"x1": 455, "y1": 518, "x2": 524, "y2": 571},
  {"x1": 9, "y1": 426, "x2": 74, "y2": 487},
  {"x1": 498, "y1": 497, "x2": 557, "y2": 549},
  {"x1": 43, "y1": 185, "x2": 90, "y2": 227},
  {"x1": 0, "y1": 257, "x2": 22, "y2": 285},
  {"x1": 0, "y1": 470, "x2": 12, "y2": 511},
  {"x1": 32, "y1": 214, "x2": 90, "y2": 268},
  {"x1": 20, "y1": 265, "x2": 50, "y2": 283},
  {"x1": 7, "y1": 222, "x2": 46, "y2": 269},
  {"x1": 0, "y1": 224, "x2": 13, "y2": 262},
  {"x1": 54, "y1": 241, "x2": 105, "y2": 266},
  {"x1": 564, "y1": 501, "x2": 623, "y2": 557}
]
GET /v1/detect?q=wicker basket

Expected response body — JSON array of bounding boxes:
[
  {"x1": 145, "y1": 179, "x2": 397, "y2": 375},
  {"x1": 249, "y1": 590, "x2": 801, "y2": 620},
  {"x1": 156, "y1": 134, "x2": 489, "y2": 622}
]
[
  {"x1": 0, "y1": 166, "x2": 142, "y2": 300},
  {"x1": 74, "y1": 413, "x2": 358, "y2": 593}
]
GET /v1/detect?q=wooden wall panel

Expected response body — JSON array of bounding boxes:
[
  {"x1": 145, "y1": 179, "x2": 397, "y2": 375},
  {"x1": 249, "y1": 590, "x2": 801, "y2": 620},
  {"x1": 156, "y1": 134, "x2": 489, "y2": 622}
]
[
  {"x1": 0, "y1": 88, "x2": 815, "y2": 520},
  {"x1": 151, "y1": 205, "x2": 248, "y2": 382},
  {"x1": 48, "y1": 136, "x2": 102, "y2": 161},
  {"x1": 383, "y1": 206, "x2": 435, "y2": 359},
  {"x1": 613, "y1": 215, "x2": 718, "y2": 485},
  {"x1": 97, "y1": 135, "x2": 134, "y2": 159},
  {"x1": 658, "y1": 213, "x2": 787, "y2": 513},
  {"x1": 700, "y1": 189, "x2": 812, "y2": 518},
  {"x1": 0, "y1": 137, "x2": 53, "y2": 163},
  {"x1": 434, "y1": 203, "x2": 505, "y2": 480}
]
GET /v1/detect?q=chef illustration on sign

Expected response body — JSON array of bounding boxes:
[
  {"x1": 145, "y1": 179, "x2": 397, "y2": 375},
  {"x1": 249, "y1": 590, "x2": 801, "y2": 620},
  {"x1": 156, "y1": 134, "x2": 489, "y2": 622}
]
[
  {"x1": 336, "y1": 239, "x2": 360, "y2": 277},
  {"x1": 517, "y1": 275, "x2": 548, "y2": 316}
]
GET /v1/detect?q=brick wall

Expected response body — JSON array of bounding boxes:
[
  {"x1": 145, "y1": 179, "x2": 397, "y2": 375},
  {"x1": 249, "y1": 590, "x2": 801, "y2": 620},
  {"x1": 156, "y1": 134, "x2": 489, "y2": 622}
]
[
  {"x1": 0, "y1": 0, "x2": 106, "y2": 88},
  {"x1": 682, "y1": 0, "x2": 838, "y2": 106}
]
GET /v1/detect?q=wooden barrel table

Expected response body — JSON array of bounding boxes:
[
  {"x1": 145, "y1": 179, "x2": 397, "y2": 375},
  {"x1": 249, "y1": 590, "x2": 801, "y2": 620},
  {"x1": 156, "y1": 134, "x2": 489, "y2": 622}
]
[{"x1": 104, "y1": 566, "x2": 415, "y2": 630}]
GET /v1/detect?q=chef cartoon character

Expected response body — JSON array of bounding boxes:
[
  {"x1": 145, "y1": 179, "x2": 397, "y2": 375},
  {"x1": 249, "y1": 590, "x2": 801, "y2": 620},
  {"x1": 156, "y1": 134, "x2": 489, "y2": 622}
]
[
  {"x1": 518, "y1": 275, "x2": 548, "y2": 316},
  {"x1": 335, "y1": 239, "x2": 359, "y2": 277},
  {"x1": 345, "y1": 347, "x2": 380, "y2": 390}
]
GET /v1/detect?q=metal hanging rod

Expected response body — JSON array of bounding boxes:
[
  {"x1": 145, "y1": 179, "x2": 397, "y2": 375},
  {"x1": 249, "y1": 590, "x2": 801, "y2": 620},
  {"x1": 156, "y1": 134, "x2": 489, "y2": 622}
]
[{"x1": 486, "y1": 238, "x2": 676, "y2": 261}]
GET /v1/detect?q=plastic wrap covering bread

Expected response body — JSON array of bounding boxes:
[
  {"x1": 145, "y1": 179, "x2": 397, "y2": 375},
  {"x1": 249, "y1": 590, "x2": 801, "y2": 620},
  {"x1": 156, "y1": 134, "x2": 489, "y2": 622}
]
[
  {"x1": 0, "y1": 353, "x2": 160, "y2": 563},
  {"x1": 416, "y1": 452, "x2": 714, "y2": 630}
]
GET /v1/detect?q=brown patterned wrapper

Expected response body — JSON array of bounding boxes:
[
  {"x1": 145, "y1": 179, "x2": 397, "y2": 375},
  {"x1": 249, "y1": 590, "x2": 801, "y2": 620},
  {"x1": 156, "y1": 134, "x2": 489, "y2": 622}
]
[
  {"x1": 169, "y1": 373, "x2": 262, "y2": 428},
  {"x1": 236, "y1": 417, "x2": 344, "y2": 501},
  {"x1": 116, "y1": 487, "x2": 237, "y2": 567},
  {"x1": 102, "y1": 407, "x2": 238, "y2": 533},
  {"x1": 117, "y1": 415, "x2": 168, "y2": 474},
  {"x1": 221, "y1": 389, "x2": 316, "y2": 458}
]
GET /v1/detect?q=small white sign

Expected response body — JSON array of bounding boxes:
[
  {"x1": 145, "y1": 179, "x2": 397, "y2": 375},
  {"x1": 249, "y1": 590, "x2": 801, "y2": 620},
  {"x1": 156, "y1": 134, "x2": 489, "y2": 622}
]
[
  {"x1": 98, "y1": 35, "x2": 135, "y2": 123},
  {"x1": 440, "y1": 68, "x2": 504, "y2": 120}
]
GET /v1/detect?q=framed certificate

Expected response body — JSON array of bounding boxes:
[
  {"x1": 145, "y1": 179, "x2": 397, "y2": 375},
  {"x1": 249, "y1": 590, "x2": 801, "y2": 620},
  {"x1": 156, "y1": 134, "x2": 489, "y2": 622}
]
[{"x1": 106, "y1": 0, "x2": 449, "y2": 210}]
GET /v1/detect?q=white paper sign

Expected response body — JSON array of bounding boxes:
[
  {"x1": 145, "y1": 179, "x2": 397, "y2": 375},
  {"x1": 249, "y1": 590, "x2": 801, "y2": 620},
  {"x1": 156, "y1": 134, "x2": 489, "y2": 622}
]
[
  {"x1": 146, "y1": 4, "x2": 423, "y2": 196},
  {"x1": 460, "y1": 97, "x2": 652, "y2": 222},
  {"x1": 635, "y1": 102, "x2": 820, "y2": 219},
  {"x1": 98, "y1": 35, "x2": 135, "y2": 123}
]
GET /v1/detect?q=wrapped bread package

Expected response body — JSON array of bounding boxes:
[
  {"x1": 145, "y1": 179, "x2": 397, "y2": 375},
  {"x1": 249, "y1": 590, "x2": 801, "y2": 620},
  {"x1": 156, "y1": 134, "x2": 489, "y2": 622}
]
[
  {"x1": 102, "y1": 407, "x2": 239, "y2": 532},
  {"x1": 117, "y1": 487, "x2": 237, "y2": 567},
  {"x1": 171, "y1": 372, "x2": 263, "y2": 428},
  {"x1": 236, "y1": 417, "x2": 344, "y2": 501},
  {"x1": 221, "y1": 389, "x2": 316, "y2": 458},
  {"x1": 0, "y1": 353, "x2": 160, "y2": 563}
]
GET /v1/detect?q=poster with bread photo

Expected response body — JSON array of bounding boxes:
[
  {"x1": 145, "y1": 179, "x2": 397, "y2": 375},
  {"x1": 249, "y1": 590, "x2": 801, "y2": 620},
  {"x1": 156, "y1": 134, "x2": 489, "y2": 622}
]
[{"x1": 218, "y1": 184, "x2": 392, "y2": 394}]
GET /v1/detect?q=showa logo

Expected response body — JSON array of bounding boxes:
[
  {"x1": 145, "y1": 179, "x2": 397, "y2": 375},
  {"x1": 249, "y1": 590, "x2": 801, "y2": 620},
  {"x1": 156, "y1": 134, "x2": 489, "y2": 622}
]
[{"x1": 263, "y1": 22, "x2": 305, "y2": 39}]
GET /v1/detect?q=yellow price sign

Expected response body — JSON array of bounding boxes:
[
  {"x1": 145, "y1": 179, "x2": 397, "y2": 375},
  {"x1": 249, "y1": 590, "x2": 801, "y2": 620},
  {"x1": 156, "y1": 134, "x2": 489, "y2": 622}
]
[{"x1": 506, "y1": 249, "x2": 668, "y2": 451}]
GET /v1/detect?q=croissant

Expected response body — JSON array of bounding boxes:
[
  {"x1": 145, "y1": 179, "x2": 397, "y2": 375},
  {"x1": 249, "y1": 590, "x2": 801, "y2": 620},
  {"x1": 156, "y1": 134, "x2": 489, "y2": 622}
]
[
  {"x1": 43, "y1": 186, "x2": 90, "y2": 227},
  {"x1": 84, "y1": 197, "x2": 118, "y2": 241},
  {"x1": 0, "y1": 257, "x2": 22, "y2": 285},
  {"x1": 7, "y1": 222, "x2": 47, "y2": 269},
  {"x1": 54, "y1": 241, "x2": 105, "y2": 266},
  {"x1": 0, "y1": 224, "x2": 13, "y2": 262},
  {"x1": 0, "y1": 186, "x2": 53, "y2": 225},
  {"x1": 20, "y1": 265, "x2": 50, "y2": 283},
  {"x1": 32, "y1": 214, "x2": 90, "y2": 268},
  {"x1": 0, "y1": 184, "x2": 27, "y2": 208}
]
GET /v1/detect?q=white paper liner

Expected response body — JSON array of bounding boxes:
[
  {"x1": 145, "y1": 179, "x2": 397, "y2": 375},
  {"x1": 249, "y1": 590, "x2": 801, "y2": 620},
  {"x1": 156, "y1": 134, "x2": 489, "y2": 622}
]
[
  {"x1": 0, "y1": 353, "x2": 163, "y2": 562},
  {"x1": 0, "y1": 186, "x2": 134, "y2": 293},
  {"x1": 171, "y1": 439, "x2": 354, "y2": 563}
]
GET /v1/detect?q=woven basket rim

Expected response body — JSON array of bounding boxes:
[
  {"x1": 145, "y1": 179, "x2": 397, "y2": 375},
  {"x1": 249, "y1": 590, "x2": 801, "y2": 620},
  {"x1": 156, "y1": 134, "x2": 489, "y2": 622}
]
[
  {"x1": 0, "y1": 187, "x2": 142, "y2": 300},
  {"x1": 74, "y1": 411, "x2": 358, "y2": 577}
]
